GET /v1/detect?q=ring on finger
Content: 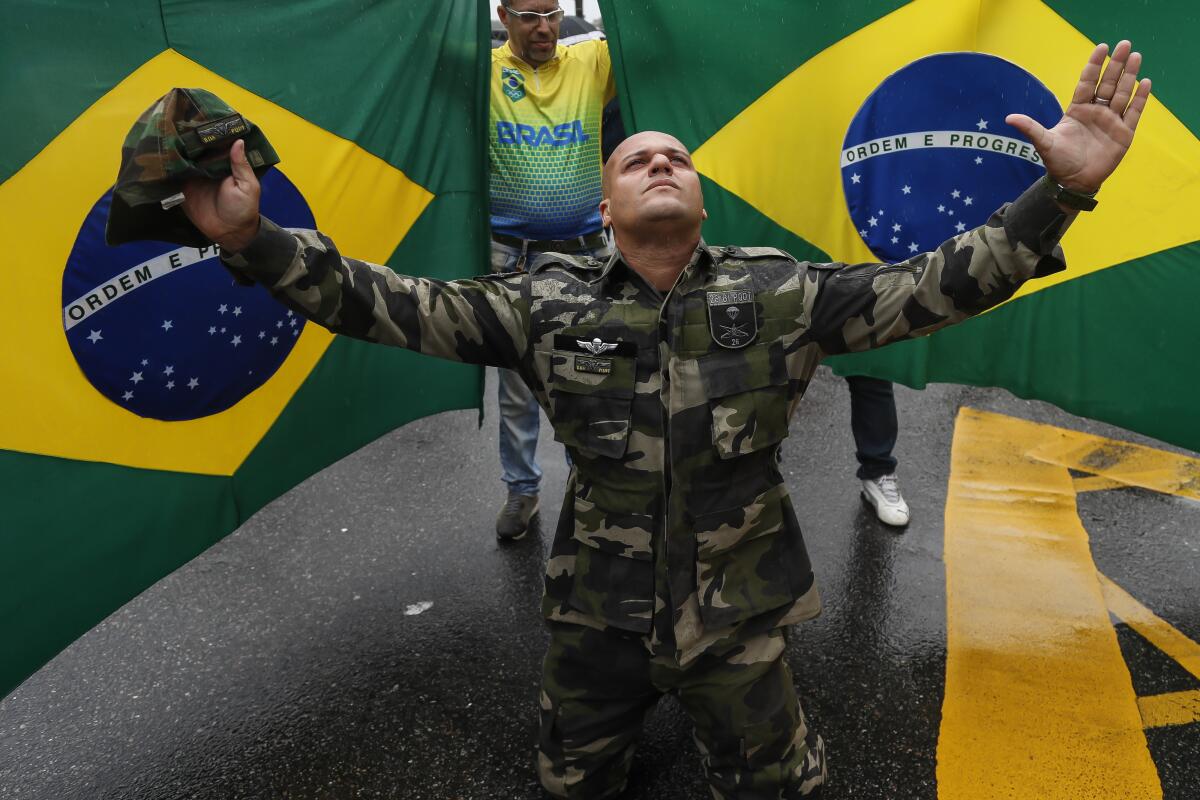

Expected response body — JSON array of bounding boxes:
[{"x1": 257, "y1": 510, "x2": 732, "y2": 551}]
[{"x1": 1091, "y1": 94, "x2": 1112, "y2": 106}]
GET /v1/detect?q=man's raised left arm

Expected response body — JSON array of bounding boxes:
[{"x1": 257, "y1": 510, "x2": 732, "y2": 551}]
[{"x1": 804, "y1": 39, "x2": 1151, "y2": 355}]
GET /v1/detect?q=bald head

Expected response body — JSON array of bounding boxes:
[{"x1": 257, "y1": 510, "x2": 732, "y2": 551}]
[
  {"x1": 600, "y1": 131, "x2": 706, "y2": 239},
  {"x1": 602, "y1": 131, "x2": 689, "y2": 196}
]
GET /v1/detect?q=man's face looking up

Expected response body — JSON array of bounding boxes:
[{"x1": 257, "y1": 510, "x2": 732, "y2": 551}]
[
  {"x1": 601, "y1": 132, "x2": 707, "y2": 238},
  {"x1": 498, "y1": 0, "x2": 563, "y2": 67}
]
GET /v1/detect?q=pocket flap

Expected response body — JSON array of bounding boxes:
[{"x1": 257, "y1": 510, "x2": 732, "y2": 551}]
[
  {"x1": 697, "y1": 342, "x2": 785, "y2": 399},
  {"x1": 573, "y1": 481, "x2": 655, "y2": 561}
]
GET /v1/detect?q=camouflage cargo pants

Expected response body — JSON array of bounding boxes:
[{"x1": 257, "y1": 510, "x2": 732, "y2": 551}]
[{"x1": 537, "y1": 622, "x2": 826, "y2": 799}]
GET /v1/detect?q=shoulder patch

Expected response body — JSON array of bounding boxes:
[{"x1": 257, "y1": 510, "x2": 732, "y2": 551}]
[
  {"x1": 803, "y1": 260, "x2": 844, "y2": 271},
  {"x1": 711, "y1": 245, "x2": 797, "y2": 261},
  {"x1": 474, "y1": 271, "x2": 523, "y2": 282},
  {"x1": 528, "y1": 251, "x2": 605, "y2": 274}
]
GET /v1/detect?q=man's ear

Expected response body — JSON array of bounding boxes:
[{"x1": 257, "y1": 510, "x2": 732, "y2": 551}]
[
  {"x1": 496, "y1": 5, "x2": 508, "y2": 24},
  {"x1": 599, "y1": 198, "x2": 612, "y2": 228}
]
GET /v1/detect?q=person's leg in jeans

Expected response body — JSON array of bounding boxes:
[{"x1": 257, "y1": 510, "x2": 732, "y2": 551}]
[
  {"x1": 493, "y1": 240, "x2": 542, "y2": 539},
  {"x1": 847, "y1": 375, "x2": 909, "y2": 526}
]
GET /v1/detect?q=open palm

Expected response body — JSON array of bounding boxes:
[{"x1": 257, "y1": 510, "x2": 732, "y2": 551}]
[{"x1": 1006, "y1": 40, "x2": 1151, "y2": 194}]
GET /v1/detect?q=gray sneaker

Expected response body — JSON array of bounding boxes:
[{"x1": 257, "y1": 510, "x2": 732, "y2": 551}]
[{"x1": 496, "y1": 492, "x2": 539, "y2": 540}]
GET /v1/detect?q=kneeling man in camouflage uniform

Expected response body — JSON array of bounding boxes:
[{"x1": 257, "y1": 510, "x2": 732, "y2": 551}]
[{"x1": 181, "y1": 42, "x2": 1149, "y2": 798}]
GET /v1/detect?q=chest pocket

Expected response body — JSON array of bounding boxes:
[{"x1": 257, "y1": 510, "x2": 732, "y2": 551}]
[
  {"x1": 545, "y1": 347, "x2": 637, "y2": 459},
  {"x1": 697, "y1": 342, "x2": 789, "y2": 458}
]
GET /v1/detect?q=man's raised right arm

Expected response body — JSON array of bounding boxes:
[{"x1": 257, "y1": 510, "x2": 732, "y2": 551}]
[
  {"x1": 221, "y1": 218, "x2": 528, "y2": 369},
  {"x1": 183, "y1": 140, "x2": 528, "y2": 369}
]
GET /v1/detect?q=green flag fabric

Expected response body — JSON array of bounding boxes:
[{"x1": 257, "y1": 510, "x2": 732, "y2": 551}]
[
  {"x1": 600, "y1": 0, "x2": 1199, "y2": 453},
  {"x1": 0, "y1": 1, "x2": 489, "y2": 697}
]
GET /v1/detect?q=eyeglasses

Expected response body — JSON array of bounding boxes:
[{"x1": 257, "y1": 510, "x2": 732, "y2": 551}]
[{"x1": 507, "y1": 7, "x2": 565, "y2": 25}]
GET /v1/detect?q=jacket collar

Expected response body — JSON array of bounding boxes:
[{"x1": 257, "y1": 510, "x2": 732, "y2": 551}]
[{"x1": 598, "y1": 239, "x2": 713, "y2": 293}]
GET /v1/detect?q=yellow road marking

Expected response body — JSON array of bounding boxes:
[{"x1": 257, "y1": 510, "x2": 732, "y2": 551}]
[
  {"x1": 1099, "y1": 574, "x2": 1200, "y2": 684},
  {"x1": 939, "y1": 408, "x2": 1160, "y2": 799},
  {"x1": 1073, "y1": 475, "x2": 1129, "y2": 493},
  {"x1": 1137, "y1": 690, "x2": 1200, "y2": 728},
  {"x1": 1028, "y1": 430, "x2": 1200, "y2": 501}
]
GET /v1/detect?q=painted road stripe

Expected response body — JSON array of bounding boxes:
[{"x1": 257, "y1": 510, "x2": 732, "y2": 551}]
[
  {"x1": 1072, "y1": 475, "x2": 1129, "y2": 493},
  {"x1": 1027, "y1": 429, "x2": 1200, "y2": 501},
  {"x1": 1099, "y1": 573, "x2": 1200, "y2": 684},
  {"x1": 1137, "y1": 690, "x2": 1200, "y2": 728},
  {"x1": 938, "y1": 408, "x2": 1160, "y2": 799}
]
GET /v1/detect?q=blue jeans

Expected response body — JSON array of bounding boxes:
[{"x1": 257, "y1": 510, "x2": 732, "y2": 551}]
[
  {"x1": 491, "y1": 238, "x2": 611, "y2": 496},
  {"x1": 847, "y1": 375, "x2": 899, "y2": 480}
]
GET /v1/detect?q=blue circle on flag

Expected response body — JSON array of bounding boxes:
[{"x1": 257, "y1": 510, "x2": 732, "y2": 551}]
[
  {"x1": 62, "y1": 169, "x2": 316, "y2": 421},
  {"x1": 841, "y1": 52, "x2": 1062, "y2": 264}
]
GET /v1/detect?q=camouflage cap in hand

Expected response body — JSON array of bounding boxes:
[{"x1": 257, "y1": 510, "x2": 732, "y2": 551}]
[{"x1": 105, "y1": 87, "x2": 280, "y2": 247}]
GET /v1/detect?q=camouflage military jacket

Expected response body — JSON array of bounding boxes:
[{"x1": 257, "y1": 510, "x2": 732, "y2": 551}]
[{"x1": 223, "y1": 179, "x2": 1070, "y2": 664}]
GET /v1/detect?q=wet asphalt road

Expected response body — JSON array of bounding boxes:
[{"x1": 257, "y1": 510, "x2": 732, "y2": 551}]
[{"x1": 1, "y1": 366, "x2": 1197, "y2": 799}]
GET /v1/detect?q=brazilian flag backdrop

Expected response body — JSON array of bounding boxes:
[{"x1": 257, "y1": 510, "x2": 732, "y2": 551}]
[
  {"x1": 0, "y1": 1, "x2": 489, "y2": 696},
  {"x1": 600, "y1": 0, "x2": 1199, "y2": 453}
]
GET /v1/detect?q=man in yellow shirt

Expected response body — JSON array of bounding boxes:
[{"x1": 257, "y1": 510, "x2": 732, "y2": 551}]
[{"x1": 490, "y1": 1, "x2": 616, "y2": 540}]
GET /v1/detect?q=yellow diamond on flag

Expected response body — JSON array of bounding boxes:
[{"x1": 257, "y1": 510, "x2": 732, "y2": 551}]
[
  {"x1": 0, "y1": 48, "x2": 433, "y2": 477},
  {"x1": 693, "y1": 0, "x2": 1200, "y2": 302}
]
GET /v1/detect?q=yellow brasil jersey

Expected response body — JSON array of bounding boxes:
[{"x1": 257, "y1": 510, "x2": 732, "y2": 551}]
[{"x1": 489, "y1": 39, "x2": 615, "y2": 240}]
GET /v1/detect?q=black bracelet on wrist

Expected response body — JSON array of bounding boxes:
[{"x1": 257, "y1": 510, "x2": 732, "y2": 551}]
[{"x1": 1040, "y1": 174, "x2": 1099, "y2": 211}]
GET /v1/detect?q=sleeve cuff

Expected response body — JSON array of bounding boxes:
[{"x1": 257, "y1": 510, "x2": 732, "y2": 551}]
[
  {"x1": 1003, "y1": 178, "x2": 1073, "y2": 278},
  {"x1": 219, "y1": 217, "x2": 300, "y2": 287}
]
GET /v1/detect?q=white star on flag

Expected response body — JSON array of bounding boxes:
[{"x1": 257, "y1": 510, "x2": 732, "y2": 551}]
[
  {"x1": 890, "y1": 236, "x2": 899, "y2": 244},
  {"x1": 937, "y1": 204, "x2": 945, "y2": 213},
  {"x1": 955, "y1": 221, "x2": 967, "y2": 232},
  {"x1": 163, "y1": 365, "x2": 174, "y2": 375},
  {"x1": 161, "y1": 320, "x2": 173, "y2": 331},
  {"x1": 233, "y1": 306, "x2": 243, "y2": 317},
  {"x1": 187, "y1": 378, "x2": 199, "y2": 389},
  {"x1": 208, "y1": 326, "x2": 217, "y2": 335},
  {"x1": 86, "y1": 330, "x2": 102, "y2": 344},
  {"x1": 140, "y1": 358, "x2": 148, "y2": 366},
  {"x1": 963, "y1": 197, "x2": 973, "y2": 206},
  {"x1": 901, "y1": 185, "x2": 912, "y2": 195},
  {"x1": 258, "y1": 331, "x2": 266, "y2": 339},
  {"x1": 974, "y1": 157, "x2": 983, "y2": 165},
  {"x1": 892, "y1": 223, "x2": 902, "y2": 232},
  {"x1": 270, "y1": 336, "x2": 278, "y2": 345},
  {"x1": 166, "y1": 381, "x2": 175, "y2": 390},
  {"x1": 231, "y1": 335, "x2": 242, "y2": 347},
  {"x1": 976, "y1": 118, "x2": 988, "y2": 130},
  {"x1": 851, "y1": 173, "x2": 861, "y2": 184},
  {"x1": 859, "y1": 228, "x2": 868, "y2": 236},
  {"x1": 868, "y1": 216, "x2": 878, "y2": 227},
  {"x1": 122, "y1": 391, "x2": 133, "y2": 401},
  {"x1": 908, "y1": 242, "x2": 919, "y2": 253},
  {"x1": 130, "y1": 371, "x2": 143, "y2": 384},
  {"x1": 218, "y1": 304, "x2": 227, "y2": 314},
  {"x1": 951, "y1": 189, "x2": 961, "y2": 199}
]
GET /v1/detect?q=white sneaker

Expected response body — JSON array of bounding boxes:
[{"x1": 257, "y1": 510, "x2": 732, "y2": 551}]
[{"x1": 861, "y1": 473, "x2": 910, "y2": 527}]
